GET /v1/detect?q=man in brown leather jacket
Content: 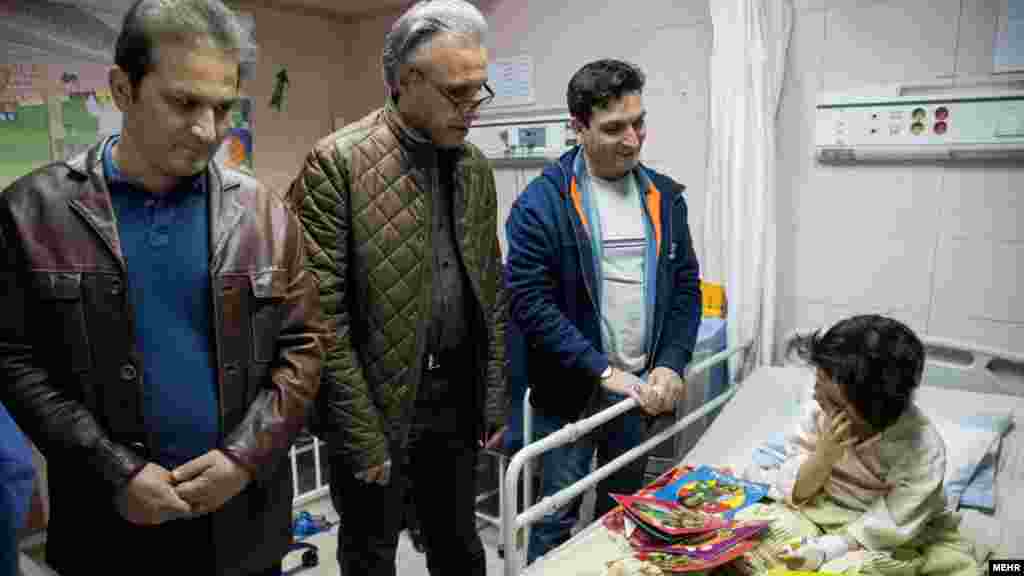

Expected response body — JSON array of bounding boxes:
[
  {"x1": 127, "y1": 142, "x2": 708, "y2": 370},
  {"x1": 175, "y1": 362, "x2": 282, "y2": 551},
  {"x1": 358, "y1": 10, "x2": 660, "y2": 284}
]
[
  {"x1": 287, "y1": 1, "x2": 505, "y2": 574},
  {"x1": 0, "y1": 2, "x2": 324, "y2": 574}
]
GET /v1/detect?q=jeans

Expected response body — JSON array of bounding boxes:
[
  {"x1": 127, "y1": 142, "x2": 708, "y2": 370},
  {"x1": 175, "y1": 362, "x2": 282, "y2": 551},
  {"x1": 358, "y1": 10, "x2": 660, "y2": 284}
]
[
  {"x1": 329, "y1": 426, "x2": 486, "y2": 575},
  {"x1": 525, "y1": 390, "x2": 649, "y2": 565}
]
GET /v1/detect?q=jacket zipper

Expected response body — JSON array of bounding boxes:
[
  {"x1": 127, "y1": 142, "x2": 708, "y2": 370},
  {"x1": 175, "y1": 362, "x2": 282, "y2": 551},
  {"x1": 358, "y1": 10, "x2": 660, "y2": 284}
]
[
  {"x1": 396, "y1": 154, "x2": 436, "y2": 449},
  {"x1": 563, "y1": 179, "x2": 605, "y2": 413},
  {"x1": 644, "y1": 188, "x2": 671, "y2": 374},
  {"x1": 447, "y1": 156, "x2": 491, "y2": 434},
  {"x1": 560, "y1": 165, "x2": 602, "y2": 322}
]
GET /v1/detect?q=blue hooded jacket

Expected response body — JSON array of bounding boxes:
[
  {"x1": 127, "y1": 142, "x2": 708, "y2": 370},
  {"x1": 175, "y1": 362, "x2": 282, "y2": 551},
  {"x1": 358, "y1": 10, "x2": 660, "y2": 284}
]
[{"x1": 505, "y1": 147, "x2": 702, "y2": 420}]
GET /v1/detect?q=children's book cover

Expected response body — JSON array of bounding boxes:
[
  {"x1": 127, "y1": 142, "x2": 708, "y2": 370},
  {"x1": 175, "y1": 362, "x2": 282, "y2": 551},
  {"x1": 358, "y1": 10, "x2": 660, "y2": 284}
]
[
  {"x1": 630, "y1": 519, "x2": 772, "y2": 560},
  {"x1": 765, "y1": 565, "x2": 843, "y2": 569},
  {"x1": 611, "y1": 494, "x2": 728, "y2": 538},
  {"x1": 635, "y1": 540, "x2": 757, "y2": 573},
  {"x1": 650, "y1": 465, "x2": 769, "y2": 519}
]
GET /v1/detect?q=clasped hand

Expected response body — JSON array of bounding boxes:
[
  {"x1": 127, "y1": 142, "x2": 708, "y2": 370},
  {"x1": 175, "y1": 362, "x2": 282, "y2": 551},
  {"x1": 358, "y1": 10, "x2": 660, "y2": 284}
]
[{"x1": 115, "y1": 449, "x2": 252, "y2": 525}]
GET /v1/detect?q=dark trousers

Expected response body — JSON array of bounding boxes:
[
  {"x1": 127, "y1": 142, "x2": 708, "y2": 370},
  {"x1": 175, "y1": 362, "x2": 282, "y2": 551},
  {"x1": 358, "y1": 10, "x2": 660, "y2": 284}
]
[
  {"x1": 526, "y1": 389, "x2": 649, "y2": 564},
  {"x1": 329, "y1": 418, "x2": 486, "y2": 575},
  {"x1": 47, "y1": 514, "x2": 281, "y2": 576}
]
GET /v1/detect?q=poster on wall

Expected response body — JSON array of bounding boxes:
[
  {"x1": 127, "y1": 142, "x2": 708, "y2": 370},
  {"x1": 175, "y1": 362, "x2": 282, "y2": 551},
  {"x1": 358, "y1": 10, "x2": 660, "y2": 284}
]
[
  {"x1": 995, "y1": 0, "x2": 1024, "y2": 72},
  {"x1": 218, "y1": 10, "x2": 256, "y2": 173},
  {"x1": 0, "y1": 1, "x2": 255, "y2": 188},
  {"x1": 214, "y1": 96, "x2": 254, "y2": 172},
  {"x1": 487, "y1": 55, "x2": 535, "y2": 108}
]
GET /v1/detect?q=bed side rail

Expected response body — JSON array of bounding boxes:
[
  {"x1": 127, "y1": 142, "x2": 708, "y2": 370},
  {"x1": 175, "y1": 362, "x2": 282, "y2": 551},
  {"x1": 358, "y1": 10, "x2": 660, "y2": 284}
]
[{"x1": 502, "y1": 339, "x2": 754, "y2": 576}]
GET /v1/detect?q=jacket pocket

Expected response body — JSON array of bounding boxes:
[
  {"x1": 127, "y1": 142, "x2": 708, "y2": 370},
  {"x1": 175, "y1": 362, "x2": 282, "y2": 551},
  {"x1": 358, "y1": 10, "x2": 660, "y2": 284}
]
[
  {"x1": 33, "y1": 271, "x2": 92, "y2": 373},
  {"x1": 248, "y1": 269, "x2": 287, "y2": 364}
]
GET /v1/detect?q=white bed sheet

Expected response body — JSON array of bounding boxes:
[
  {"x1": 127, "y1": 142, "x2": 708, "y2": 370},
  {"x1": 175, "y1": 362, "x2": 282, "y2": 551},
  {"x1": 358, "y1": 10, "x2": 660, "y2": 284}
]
[
  {"x1": 680, "y1": 366, "x2": 1024, "y2": 557},
  {"x1": 523, "y1": 365, "x2": 1023, "y2": 575}
]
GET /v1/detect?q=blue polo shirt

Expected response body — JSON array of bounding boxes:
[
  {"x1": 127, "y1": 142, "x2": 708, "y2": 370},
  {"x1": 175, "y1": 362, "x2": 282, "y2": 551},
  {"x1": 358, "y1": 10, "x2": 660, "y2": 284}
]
[{"x1": 103, "y1": 138, "x2": 219, "y2": 470}]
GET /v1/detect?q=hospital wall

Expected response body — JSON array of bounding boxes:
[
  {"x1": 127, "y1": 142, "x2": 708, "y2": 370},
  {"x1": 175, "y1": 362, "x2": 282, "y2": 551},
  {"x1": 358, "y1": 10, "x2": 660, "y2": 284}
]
[
  {"x1": 230, "y1": 1, "x2": 347, "y2": 196},
  {"x1": 480, "y1": 0, "x2": 714, "y2": 268},
  {"x1": 330, "y1": 8, "x2": 401, "y2": 131},
  {"x1": 775, "y1": 0, "x2": 1024, "y2": 359},
  {"x1": 334, "y1": 0, "x2": 1023, "y2": 360}
]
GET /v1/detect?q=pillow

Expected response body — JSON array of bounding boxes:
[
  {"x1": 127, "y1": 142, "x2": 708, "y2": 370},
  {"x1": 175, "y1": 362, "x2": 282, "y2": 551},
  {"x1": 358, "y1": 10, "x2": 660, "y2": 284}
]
[
  {"x1": 929, "y1": 412, "x2": 1013, "y2": 512},
  {"x1": 958, "y1": 449, "x2": 997, "y2": 511}
]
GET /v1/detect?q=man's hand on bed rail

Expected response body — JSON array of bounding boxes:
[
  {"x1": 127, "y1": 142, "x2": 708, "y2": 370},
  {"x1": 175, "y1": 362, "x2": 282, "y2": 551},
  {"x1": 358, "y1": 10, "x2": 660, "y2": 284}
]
[
  {"x1": 600, "y1": 366, "x2": 683, "y2": 415},
  {"x1": 601, "y1": 367, "x2": 651, "y2": 411},
  {"x1": 648, "y1": 367, "x2": 686, "y2": 416}
]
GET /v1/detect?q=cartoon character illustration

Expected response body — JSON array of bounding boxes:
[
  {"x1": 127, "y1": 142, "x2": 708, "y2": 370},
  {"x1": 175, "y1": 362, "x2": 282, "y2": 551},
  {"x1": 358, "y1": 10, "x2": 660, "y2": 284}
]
[
  {"x1": 631, "y1": 500, "x2": 708, "y2": 530},
  {"x1": 676, "y1": 478, "x2": 746, "y2": 514}
]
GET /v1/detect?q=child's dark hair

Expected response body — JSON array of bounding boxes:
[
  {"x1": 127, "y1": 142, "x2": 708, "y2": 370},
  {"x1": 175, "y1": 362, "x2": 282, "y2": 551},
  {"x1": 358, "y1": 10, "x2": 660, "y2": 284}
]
[{"x1": 788, "y1": 315, "x2": 925, "y2": 430}]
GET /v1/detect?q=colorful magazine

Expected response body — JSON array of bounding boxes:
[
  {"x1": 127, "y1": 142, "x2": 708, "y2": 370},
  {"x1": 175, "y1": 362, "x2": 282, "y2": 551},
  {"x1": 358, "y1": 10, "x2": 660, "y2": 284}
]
[
  {"x1": 611, "y1": 494, "x2": 728, "y2": 539},
  {"x1": 630, "y1": 519, "x2": 772, "y2": 560},
  {"x1": 636, "y1": 540, "x2": 758, "y2": 573},
  {"x1": 650, "y1": 465, "x2": 769, "y2": 519},
  {"x1": 765, "y1": 565, "x2": 843, "y2": 569}
]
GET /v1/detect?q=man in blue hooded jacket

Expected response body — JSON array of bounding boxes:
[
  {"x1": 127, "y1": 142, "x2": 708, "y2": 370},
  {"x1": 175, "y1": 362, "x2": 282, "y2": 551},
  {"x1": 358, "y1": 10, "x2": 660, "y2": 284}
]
[{"x1": 505, "y1": 59, "x2": 702, "y2": 564}]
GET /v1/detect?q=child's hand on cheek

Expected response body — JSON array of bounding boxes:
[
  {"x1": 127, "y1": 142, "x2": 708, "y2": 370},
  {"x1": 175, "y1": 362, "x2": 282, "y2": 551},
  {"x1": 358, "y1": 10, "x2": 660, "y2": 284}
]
[{"x1": 817, "y1": 410, "x2": 856, "y2": 463}]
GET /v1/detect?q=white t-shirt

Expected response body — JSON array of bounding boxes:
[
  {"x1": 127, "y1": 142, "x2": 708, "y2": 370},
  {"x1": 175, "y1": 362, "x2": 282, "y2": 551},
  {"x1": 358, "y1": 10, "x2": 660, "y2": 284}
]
[{"x1": 591, "y1": 172, "x2": 648, "y2": 374}]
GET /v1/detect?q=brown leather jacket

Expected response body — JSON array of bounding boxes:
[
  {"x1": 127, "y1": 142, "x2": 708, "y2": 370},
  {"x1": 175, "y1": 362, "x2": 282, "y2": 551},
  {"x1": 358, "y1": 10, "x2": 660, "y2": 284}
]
[{"x1": 0, "y1": 138, "x2": 324, "y2": 575}]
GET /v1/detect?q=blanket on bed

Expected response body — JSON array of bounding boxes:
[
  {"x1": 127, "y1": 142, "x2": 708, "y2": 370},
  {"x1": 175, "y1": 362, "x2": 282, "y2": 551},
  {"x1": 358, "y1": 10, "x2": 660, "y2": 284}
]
[
  {"x1": 721, "y1": 498, "x2": 982, "y2": 576},
  {"x1": 592, "y1": 465, "x2": 985, "y2": 576}
]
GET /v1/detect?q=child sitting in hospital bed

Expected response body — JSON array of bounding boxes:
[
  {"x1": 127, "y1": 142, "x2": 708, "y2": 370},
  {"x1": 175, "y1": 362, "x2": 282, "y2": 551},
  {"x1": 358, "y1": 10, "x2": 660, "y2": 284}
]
[{"x1": 738, "y1": 315, "x2": 980, "y2": 575}]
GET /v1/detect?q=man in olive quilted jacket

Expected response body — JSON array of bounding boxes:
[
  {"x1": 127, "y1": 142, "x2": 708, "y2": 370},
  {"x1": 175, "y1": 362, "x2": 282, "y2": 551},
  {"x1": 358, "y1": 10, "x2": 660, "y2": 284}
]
[{"x1": 286, "y1": 1, "x2": 506, "y2": 574}]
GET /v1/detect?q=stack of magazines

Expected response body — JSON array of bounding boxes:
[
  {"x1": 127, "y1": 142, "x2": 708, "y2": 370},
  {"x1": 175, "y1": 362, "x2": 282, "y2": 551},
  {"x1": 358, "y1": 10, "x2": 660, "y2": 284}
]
[{"x1": 611, "y1": 465, "x2": 773, "y2": 573}]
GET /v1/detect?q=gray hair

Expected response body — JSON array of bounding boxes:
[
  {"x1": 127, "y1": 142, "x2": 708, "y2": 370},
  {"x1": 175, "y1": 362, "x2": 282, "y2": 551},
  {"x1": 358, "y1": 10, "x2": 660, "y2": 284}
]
[
  {"x1": 382, "y1": 0, "x2": 488, "y2": 99},
  {"x1": 115, "y1": 0, "x2": 249, "y2": 88}
]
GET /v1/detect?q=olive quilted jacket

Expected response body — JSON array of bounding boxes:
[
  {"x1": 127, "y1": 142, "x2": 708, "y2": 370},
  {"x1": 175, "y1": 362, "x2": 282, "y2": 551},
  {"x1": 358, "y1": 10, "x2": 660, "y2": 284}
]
[{"x1": 286, "y1": 103, "x2": 507, "y2": 472}]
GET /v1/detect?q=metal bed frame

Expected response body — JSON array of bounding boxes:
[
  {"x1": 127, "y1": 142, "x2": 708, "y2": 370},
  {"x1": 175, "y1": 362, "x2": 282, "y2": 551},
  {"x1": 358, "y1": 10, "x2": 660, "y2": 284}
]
[
  {"x1": 290, "y1": 434, "x2": 330, "y2": 507},
  {"x1": 501, "y1": 340, "x2": 755, "y2": 576}
]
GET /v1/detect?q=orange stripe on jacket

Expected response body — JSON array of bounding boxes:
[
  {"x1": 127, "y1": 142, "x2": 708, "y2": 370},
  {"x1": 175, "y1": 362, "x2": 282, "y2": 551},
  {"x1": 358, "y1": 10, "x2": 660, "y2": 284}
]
[
  {"x1": 569, "y1": 176, "x2": 663, "y2": 257},
  {"x1": 645, "y1": 182, "x2": 662, "y2": 257},
  {"x1": 570, "y1": 177, "x2": 588, "y2": 228}
]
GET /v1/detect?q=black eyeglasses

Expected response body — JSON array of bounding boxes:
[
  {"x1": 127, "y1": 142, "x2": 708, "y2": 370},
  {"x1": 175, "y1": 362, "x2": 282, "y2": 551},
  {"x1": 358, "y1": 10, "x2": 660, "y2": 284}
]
[{"x1": 414, "y1": 68, "x2": 495, "y2": 113}]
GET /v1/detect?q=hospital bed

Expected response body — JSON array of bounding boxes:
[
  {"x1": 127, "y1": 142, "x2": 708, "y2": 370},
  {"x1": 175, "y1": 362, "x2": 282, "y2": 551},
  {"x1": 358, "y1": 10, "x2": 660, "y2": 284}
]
[{"x1": 502, "y1": 337, "x2": 1024, "y2": 575}]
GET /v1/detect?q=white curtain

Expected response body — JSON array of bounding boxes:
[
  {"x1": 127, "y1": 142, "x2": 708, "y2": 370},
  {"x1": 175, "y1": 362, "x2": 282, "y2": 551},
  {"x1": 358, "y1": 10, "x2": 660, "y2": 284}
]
[{"x1": 702, "y1": 0, "x2": 793, "y2": 376}]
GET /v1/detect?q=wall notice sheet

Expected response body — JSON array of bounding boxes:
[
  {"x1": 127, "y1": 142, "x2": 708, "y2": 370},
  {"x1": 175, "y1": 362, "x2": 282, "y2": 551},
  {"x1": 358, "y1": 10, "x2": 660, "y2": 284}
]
[
  {"x1": 995, "y1": 0, "x2": 1024, "y2": 72},
  {"x1": 487, "y1": 55, "x2": 534, "y2": 108}
]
